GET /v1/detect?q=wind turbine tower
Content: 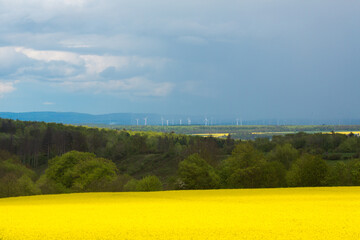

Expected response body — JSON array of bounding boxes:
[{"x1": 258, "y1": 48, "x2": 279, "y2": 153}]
[
  {"x1": 135, "y1": 119, "x2": 139, "y2": 126},
  {"x1": 144, "y1": 117, "x2": 148, "y2": 126}
]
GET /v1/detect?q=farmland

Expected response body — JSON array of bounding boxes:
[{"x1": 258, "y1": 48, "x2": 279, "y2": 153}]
[
  {"x1": 89, "y1": 124, "x2": 360, "y2": 139},
  {"x1": 192, "y1": 133, "x2": 230, "y2": 138},
  {"x1": 1, "y1": 187, "x2": 360, "y2": 239}
]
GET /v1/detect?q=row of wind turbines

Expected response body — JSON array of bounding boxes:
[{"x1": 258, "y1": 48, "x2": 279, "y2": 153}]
[
  {"x1": 133, "y1": 117, "x2": 244, "y2": 126},
  {"x1": 135, "y1": 117, "x2": 192, "y2": 126}
]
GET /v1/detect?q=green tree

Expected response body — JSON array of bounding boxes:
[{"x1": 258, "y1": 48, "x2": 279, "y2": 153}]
[
  {"x1": 178, "y1": 153, "x2": 220, "y2": 189},
  {"x1": 267, "y1": 143, "x2": 299, "y2": 169},
  {"x1": 254, "y1": 138, "x2": 276, "y2": 152},
  {"x1": 286, "y1": 154, "x2": 328, "y2": 187},
  {"x1": 336, "y1": 137, "x2": 358, "y2": 153},
  {"x1": 0, "y1": 154, "x2": 40, "y2": 197},
  {"x1": 17, "y1": 175, "x2": 41, "y2": 196},
  {"x1": 41, "y1": 151, "x2": 118, "y2": 192},
  {"x1": 260, "y1": 161, "x2": 286, "y2": 188},
  {"x1": 221, "y1": 142, "x2": 266, "y2": 188},
  {"x1": 325, "y1": 162, "x2": 351, "y2": 186},
  {"x1": 348, "y1": 159, "x2": 360, "y2": 185}
]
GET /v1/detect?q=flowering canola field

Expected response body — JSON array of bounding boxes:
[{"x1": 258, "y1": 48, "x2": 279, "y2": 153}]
[
  {"x1": 1, "y1": 187, "x2": 360, "y2": 239},
  {"x1": 192, "y1": 133, "x2": 230, "y2": 138}
]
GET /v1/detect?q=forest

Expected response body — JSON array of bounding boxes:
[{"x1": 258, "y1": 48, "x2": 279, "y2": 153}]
[{"x1": 1, "y1": 118, "x2": 360, "y2": 198}]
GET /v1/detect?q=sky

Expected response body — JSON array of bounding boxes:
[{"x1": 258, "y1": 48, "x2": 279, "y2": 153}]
[{"x1": 0, "y1": 0, "x2": 359, "y2": 120}]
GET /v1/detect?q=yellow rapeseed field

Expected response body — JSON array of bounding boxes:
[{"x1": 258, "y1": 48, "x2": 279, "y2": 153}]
[
  {"x1": 252, "y1": 131, "x2": 360, "y2": 135},
  {"x1": 251, "y1": 131, "x2": 295, "y2": 135},
  {"x1": 192, "y1": 133, "x2": 230, "y2": 138},
  {"x1": 332, "y1": 131, "x2": 360, "y2": 135},
  {"x1": 1, "y1": 187, "x2": 360, "y2": 239}
]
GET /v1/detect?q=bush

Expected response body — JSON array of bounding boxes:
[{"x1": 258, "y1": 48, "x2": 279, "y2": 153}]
[
  {"x1": 123, "y1": 179, "x2": 139, "y2": 191},
  {"x1": 136, "y1": 175, "x2": 163, "y2": 191},
  {"x1": 0, "y1": 158, "x2": 40, "y2": 197},
  {"x1": 104, "y1": 174, "x2": 133, "y2": 192}
]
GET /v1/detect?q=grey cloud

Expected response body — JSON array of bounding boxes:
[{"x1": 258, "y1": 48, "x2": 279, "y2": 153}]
[
  {"x1": 21, "y1": 61, "x2": 85, "y2": 80},
  {"x1": 0, "y1": 81, "x2": 16, "y2": 97},
  {"x1": 0, "y1": 46, "x2": 174, "y2": 97},
  {"x1": 60, "y1": 77, "x2": 174, "y2": 97},
  {"x1": 177, "y1": 36, "x2": 207, "y2": 45},
  {"x1": 0, "y1": 47, "x2": 32, "y2": 76},
  {"x1": 0, "y1": 0, "x2": 359, "y2": 117},
  {"x1": 99, "y1": 67, "x2": 149, "y2": 80}
]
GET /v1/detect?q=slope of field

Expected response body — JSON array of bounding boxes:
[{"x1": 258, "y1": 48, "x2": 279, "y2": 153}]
[{"x1": 1, "y1": 187, "x2": 360, "y2": 239}]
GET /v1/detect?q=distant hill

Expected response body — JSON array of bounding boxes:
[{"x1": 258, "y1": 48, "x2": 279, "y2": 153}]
[
  {"x1": 1, "y1": 111, "x2": 360, "y2": 126},
  {"x1": 0, "y1": 112, "x2": 224, "y2": 125},
  {"x1": 0, "y1": 112, "x2": 161, "y2": 125}
]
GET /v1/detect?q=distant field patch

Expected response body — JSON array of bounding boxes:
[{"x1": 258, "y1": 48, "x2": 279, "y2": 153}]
[
  {"x1": 1, "y1": 187, "x2": 360, "y2": 239},
  {"x1": 331, "y1": 131, "x2": 360, "y2": 135},
  {"x1": 252, "y1": 131, "x2": 360, "y2": 136},
  {"x1": 251, "y1": 131, "x2": 296, "y2": 135},
  {"x1": 192, "y1": 133, "x2": 230, "y2": 138}
]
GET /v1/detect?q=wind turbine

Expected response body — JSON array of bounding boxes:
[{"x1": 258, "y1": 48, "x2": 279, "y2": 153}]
[
  {"x1": 144, "y1": 117, "x2": 148, "y2": 126},
  {"x1": 166, "y1": 120, "x2": 169, "y2": 126},
  {"x1": 135, "y1": 119, "x2": 139, "y2": 126},
  {"x1": 204, "y1": 117, "x2": 208, "y2": 126},
  {"x1": 187, "y1": 118, "x2": 191, "y2": 125},
  {"x1": 179, "y1": 119, "x2": 182, "y2": 125},
  {"x1": 161, "y1": 117, "x2": 164, "y2": 126}
]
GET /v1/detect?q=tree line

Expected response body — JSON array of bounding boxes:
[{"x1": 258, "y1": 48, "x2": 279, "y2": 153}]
[{"x1": 1, "y1": 118, "x2": 360, "y2": 198}]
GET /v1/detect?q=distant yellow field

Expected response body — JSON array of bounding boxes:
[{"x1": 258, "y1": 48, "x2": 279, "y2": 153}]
[
  {"x1": 1, "y1": 187, "x2": 360, "y2": 239},
  {"x1": 252, "y1": 131, "x2": 360, "y2": 135},
  {"x1": 192, "y1": 133, "x2": 230, "y2": 138},
  {"x1": 332, "y1": 131, "x2": 360, "y2": 135},
  {"x1": 251, "y1": 131, "x2": 295, "y2": 135}
]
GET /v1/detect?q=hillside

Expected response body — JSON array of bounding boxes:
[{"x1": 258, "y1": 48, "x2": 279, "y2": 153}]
[{"x1": 1, "y1": 117, "x2": 360, "y2": 198}]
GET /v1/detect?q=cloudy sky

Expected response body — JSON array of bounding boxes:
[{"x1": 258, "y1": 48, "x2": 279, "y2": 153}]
[{"x1": 0, "y1": 0, "x2": 359, "y2": 119}]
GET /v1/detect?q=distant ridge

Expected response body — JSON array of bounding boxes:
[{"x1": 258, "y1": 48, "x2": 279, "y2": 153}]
[
  {"x1": 1, "y1": 112, "x2": 360, "y2": 126},
  {"x1": 0, "y1": 112, "x2": 159, "y2": 125},
  {"x1": 0, "y1": 112, "x2": 223, "y2": 125}
]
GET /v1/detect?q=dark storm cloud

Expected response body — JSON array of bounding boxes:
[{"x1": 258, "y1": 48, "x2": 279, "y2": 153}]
[{"x1": 0, "y1": 0, "x2": 359, "y2": 118}]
